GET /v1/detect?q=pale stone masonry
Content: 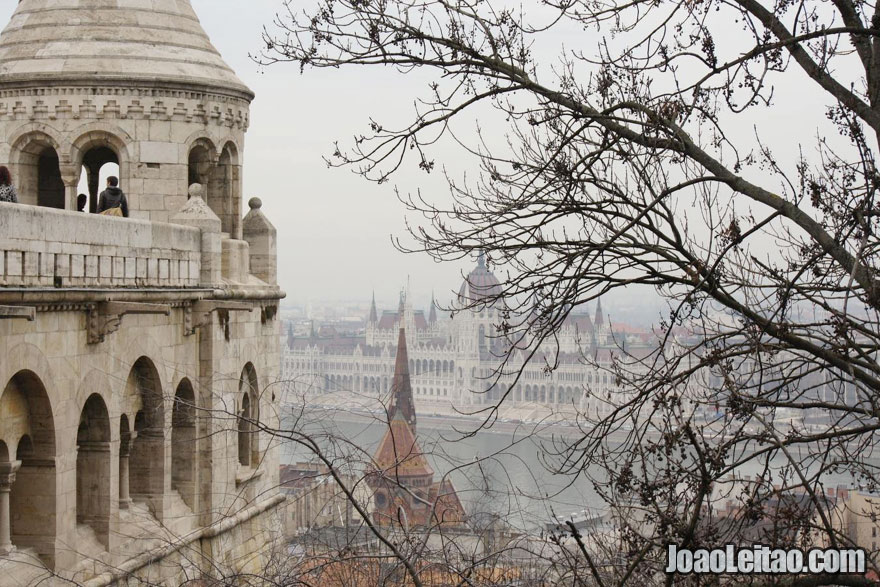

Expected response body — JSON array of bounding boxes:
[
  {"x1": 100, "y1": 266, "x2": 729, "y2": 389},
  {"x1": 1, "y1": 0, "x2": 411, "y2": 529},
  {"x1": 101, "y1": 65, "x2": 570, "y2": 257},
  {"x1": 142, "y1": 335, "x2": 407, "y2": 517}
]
[{"x1": 0, "y1": 1, "x2": 286, "y2": 585}]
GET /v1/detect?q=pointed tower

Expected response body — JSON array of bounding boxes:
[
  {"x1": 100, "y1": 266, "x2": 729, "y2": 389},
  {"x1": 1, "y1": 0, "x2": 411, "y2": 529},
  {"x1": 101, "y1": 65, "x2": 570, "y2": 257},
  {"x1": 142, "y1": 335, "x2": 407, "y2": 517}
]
[
  {"x1": 388, "y1": 294, "x2": 417, "y2": 432},
  {"x1": 429, "y1": 292, "x2": 438, "y2": 325},
  {"x1": 287, "y1": 321, "x2": 295, "y2": 350},
  {"x1": 594, "y1": 298, "x2": 605, "y2": 329},
  {"x1": 369, "y1": 291, "x2": 379, "y2": 324}
]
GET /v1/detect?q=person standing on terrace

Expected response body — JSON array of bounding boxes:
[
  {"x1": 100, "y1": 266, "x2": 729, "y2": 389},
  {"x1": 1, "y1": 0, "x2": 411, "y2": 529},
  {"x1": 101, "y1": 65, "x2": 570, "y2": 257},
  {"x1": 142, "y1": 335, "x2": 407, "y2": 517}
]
[
  {"x1": 98, "y1": 176, "x2": 128, "y2": 217},
  {"x1": 0, "y1": 166, "x2": 17, "y2": 203}
]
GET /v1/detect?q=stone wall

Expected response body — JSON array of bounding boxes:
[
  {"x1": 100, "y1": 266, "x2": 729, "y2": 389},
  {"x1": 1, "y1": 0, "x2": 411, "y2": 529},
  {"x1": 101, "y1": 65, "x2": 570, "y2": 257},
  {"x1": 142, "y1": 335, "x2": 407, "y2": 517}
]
[
  {"x1": 0, "y1": 293, "x2": 283, "y2": 585},
  {"x1": 0, "y1": 202, "x2": 201, "y2": 288}
]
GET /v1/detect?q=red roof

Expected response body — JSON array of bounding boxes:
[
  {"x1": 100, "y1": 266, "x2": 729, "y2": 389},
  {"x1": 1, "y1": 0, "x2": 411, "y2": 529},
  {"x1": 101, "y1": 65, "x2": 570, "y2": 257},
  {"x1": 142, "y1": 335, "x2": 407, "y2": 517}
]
[{"x1": 371, "y1": 413, "x2": 433, "y2": 480}]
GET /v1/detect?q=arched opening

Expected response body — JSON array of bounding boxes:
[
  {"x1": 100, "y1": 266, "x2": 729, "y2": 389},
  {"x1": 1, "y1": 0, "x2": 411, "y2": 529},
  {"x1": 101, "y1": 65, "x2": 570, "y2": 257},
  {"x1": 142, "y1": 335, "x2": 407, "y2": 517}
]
[
  {"x1": 76, "y1": 394, "x2": 111, "y2": 549},
  {"x1": 238, "y1": 364, "x2": 259, "y2": 468},
  {"x1": 188, "y1": 142, "x2": 214, "y2": 190},
  {"x1": 14, "y1": 134, "x2": 65, "y2": 208},
  {"x1": 77, "y1": 146, "x2": 119, "y2": 214},
  {"x1": 172, "y1": 380, "x2": 196, "y2": 510},
  {"x1": 1, "y1": 371, "x2": 56, "y2": 567},
  {"x1": 125, "y1": 358, "x2": 165, "y2": 517},
  {"x1": 238, "y1": 395, "x2": 252, "y2": 467},
  {"x1": 209, "y1": 142, "x2": 240, "y2": 236}
]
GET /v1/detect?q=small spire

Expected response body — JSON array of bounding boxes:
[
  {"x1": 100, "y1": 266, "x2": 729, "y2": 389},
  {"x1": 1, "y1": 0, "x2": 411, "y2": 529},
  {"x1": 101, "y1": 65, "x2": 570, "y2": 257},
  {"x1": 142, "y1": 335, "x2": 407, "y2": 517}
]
[
  {"x1": 594, "y1": 298, "x2": 605, "y2": 329},
  {"x1": 309, "y1": 320, "x2": 317, "y2": 340},
  {"x1": 369, "y1": 291, "x2": 378, "y2": 323},
  {"x1": 287, "y1": 321, "x2": 295, "y2": 350},
  {"x1": 477, "y1": 250, "x2": 486, "y2": 268},
  {"x1": 398, "y1": 289, "x2": 406, "y2": 329},
  {"x1": 429, "y1": 291, "x2": 438, "y2": 324}
]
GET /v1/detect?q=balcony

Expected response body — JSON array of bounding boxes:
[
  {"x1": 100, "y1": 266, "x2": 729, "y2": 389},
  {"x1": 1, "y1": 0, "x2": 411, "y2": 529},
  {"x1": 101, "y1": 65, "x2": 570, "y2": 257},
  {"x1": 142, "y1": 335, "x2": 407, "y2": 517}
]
[
  {"x1": 0, "y1": 202, "x2": 201, "y2": 290},
  {"x1": 0, "y1": 194, "x2": 277, "y2": 295}
]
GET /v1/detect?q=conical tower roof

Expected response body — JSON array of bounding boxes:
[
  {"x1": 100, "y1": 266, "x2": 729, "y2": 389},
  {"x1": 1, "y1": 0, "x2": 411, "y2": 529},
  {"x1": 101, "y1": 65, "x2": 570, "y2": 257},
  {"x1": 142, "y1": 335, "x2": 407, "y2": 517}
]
[{"x1": 0, "y1": 0, "x2": 253, "y2": 100}]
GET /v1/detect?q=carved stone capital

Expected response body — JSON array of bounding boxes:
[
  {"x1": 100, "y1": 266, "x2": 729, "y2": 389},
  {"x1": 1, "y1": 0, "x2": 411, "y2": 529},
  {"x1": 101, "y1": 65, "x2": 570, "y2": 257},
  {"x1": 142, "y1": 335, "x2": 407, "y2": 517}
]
[{"x1": 0, "y1": 461, "x2": 22, "y2": 489}]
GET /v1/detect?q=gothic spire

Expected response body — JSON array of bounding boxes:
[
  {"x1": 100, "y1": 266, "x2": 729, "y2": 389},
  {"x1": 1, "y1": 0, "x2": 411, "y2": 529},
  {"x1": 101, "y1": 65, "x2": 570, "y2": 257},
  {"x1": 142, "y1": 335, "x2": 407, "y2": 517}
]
[
  {"x1": 398, "y1": 289, "x2": 406, "y2": 328},
  {"x1": 287, "y1": 321, "x2": 295, "y2": 350},
  {"x1": 389, "y1": 297, "x2": 417, "y2": 432},
  {"x1": 594, "y1": 298, "x2": 605, "y2": 329},
  {"x1": 369, "y1": 291, "x2": 378, "y2": 323},
  {"x1": 429, "y1": 292, "x2": 438, "y2": 324}
]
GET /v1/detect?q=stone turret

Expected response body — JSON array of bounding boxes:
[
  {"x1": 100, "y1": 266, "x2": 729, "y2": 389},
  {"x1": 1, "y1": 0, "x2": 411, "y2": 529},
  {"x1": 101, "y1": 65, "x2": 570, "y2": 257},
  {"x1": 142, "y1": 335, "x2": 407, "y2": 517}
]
[
  {"x1": 0, "y1": 0, "x2": 251, "y2": 229},
  {"x1": 242, "y1": 197, "x2": 277, "y2": 285},
  {"x1": 0, "y1": 4, "x2": 285, "y2": 584}
]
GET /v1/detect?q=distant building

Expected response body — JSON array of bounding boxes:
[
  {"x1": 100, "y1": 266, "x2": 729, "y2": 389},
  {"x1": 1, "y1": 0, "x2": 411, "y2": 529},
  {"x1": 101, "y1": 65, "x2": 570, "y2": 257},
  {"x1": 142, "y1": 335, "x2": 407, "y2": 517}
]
[
  {"x1": 281, "y1": 463, "x2": 371, "y2": 537},
  {"x1": 283, "y1": 256, "x2": 654, "y2": 417}
]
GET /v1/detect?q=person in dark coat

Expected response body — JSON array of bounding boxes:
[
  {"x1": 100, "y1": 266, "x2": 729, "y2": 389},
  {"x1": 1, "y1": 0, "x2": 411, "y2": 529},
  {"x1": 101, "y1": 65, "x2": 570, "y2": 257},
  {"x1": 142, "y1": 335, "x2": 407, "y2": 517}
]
[
  {"x1": 97, "y1": 176, "x2": 129, "y2": 217},
  {"x1": 0, "y1": 165, "x2": 18, "y2": 203}
]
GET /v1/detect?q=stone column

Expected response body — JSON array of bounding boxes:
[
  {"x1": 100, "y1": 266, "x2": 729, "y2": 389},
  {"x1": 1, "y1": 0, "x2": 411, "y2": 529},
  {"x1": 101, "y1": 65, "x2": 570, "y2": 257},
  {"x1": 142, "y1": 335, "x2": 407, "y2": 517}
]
[
  {"x1": 87, "y1": 162, "x2": 101, "y2": 214},
  {"x1": 60, "y1": 164, "x2": 80, "y2": 211},
  {"x1": 0, "y1": 460, "x2": 22, "y2": 555},
  {"x1": 119, "y1": 431, "x2": 135, "y2": 510}
]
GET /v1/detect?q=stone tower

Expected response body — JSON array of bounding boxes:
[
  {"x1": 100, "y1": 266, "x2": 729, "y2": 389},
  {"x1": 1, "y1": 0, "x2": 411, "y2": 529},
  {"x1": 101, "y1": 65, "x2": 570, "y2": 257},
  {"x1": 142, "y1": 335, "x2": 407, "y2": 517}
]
[
  {"x1": 0, "y1": 0, "x2": 251, "y2": 233},
  {"x1": 0, "y1": 1, "x2": 285, "y2": 585}
]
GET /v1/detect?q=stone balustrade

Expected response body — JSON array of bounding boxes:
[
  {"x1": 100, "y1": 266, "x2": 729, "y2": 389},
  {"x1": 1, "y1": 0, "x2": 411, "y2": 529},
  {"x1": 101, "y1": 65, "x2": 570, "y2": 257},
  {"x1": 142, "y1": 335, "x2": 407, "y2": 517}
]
[{"x1": 0, "y1": 202, "x2": 202, "y2": 289}]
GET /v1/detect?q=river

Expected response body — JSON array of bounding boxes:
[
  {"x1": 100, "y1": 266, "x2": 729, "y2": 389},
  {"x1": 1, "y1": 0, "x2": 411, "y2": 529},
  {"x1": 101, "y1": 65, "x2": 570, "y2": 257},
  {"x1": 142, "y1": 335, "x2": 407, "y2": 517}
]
[{"x1": 278, "y1": 405, "x2": 877, "y2": 531}]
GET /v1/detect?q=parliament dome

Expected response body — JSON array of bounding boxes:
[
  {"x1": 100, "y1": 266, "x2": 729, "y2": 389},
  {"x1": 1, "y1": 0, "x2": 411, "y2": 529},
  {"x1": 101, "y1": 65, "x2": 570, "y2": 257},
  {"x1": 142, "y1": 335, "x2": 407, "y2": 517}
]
[
  {"x1": 458, "y1": 253, "x2": 502, "y2": 304},
  {"x1": 0, "y1": 0, "x2": 252, "y2": 100}
]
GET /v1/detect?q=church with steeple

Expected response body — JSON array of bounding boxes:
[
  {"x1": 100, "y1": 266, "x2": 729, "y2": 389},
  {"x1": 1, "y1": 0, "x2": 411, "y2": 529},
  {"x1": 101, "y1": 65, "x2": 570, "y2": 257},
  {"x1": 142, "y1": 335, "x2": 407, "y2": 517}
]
[{"x1": 366, "y1": 296, "x2": 466, "y2": 528}]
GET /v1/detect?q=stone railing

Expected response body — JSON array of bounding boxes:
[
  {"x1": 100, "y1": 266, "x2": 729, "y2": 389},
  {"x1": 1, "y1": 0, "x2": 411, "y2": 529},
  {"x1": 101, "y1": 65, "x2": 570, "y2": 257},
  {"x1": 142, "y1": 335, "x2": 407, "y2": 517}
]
[{"x1": 0, "y1": 202, "x2": 201, "y2": 289}]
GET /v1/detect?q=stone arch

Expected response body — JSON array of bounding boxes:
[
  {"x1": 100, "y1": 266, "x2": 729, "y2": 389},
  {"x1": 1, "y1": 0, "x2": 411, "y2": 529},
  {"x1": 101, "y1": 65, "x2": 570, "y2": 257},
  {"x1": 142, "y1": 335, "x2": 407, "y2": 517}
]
[
  {"x1": 238, "y1": 364, "x2": 260, "y2": 468},
  {"x1": 10, "y1": 129, "x2": 65, "y2": 208},
  {"x1": 70, "y1": 125, "x2": 132, "y2": 212},
  {"x1": 210, "y1": 140, "x2": 242, "y2": 236},
  {"x1": 124, "y1": 357, "x2": 165, "y2": 517},
  {"x1": 0, "y1": 370, "x2": 56, "y2": 567},
  {"x1": 76, "y1": 394, "x2": 111, "y2": 549},
  {"x1": 187, "y1": 136, "x2": 217, "y2": 187},
  {"x1": 171, "y1": 379, "x2": 196, "y2": 510}
]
